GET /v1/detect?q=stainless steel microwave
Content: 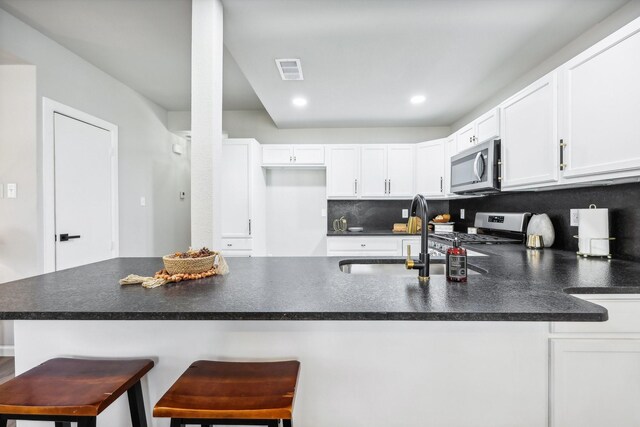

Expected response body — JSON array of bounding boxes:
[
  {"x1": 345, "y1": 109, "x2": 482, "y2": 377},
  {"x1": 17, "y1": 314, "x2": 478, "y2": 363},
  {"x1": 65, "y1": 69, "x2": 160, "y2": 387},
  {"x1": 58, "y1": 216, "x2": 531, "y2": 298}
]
[{"x1": 450, "y1": 139, "x2": 501, "y2": 194}]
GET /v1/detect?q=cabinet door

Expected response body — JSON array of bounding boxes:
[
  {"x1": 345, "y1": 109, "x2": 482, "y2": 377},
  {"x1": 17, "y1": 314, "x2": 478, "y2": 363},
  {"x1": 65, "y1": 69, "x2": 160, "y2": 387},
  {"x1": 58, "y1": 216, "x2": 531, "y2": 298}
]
[
  {"x1": 415, "y1": 140, "x2": 444, "y2": 197},
  {"x1": 475, "y1": 108, "x2": 500, "y2": 144},
  {"x1": 501, "y1": 73, "x2": 559, "y2": 189},
  {"x1": 360, "y1": 145, "x2": 387, "y2": 198},
  {"x1": 560, "y1": 23, "x2": 640, "y2": 179},
  {"x1": 292, "y1": 145, "x2": 325, "y2": 165},
  {"x1": 387, "y1": 145, "x2": 415, "y2": 197},
  {"x1": 327, "y1": 145, "x2": 360, "y2": 198},
  {"x1": 551, "y1": 339, "x2": 640, "y2": 427},
  {"x1": 456, "y1": 123, "x2": 475, "y2": 154},
  {"x1": 221, "y1": 143, "x2": 251, "y2": 237},
  {"x1": 262, "y1": 145, "x2": 292, "y2": 165}
]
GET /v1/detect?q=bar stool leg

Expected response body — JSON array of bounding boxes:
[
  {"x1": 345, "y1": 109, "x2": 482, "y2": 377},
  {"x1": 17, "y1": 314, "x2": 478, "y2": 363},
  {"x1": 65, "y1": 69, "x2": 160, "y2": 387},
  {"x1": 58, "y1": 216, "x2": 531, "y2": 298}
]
[
  {"x1": 0, "y1": 416, "x2": 6, "y2": 427},
  {"x1": 170, "y1": 418, "x2": 184, "y2": 427},
  {"x1": 54, "y1": 423, "x2": 71, "y2": 427},
  {"x1": 77, "y1": 417, "x2": 96, "y2": 427},
  {"x1": 127, "y1": 380, "x2": 148, "y2": 427},
  {"x1": 282, "y1": 419, "x2": 292, "y2": 427}
]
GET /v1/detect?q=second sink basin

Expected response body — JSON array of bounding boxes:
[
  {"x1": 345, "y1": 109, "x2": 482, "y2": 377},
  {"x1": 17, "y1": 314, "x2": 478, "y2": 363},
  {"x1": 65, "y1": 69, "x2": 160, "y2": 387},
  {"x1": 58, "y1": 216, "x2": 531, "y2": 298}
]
[{"x1": 339, "y1": 258, "x2": 482, "y2": 276}]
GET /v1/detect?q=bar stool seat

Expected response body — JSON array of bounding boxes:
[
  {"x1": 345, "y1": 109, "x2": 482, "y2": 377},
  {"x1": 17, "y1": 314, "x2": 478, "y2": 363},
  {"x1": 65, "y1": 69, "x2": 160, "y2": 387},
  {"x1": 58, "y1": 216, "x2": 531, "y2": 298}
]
[
  {"x1": 154, "y1": 360, "x2": 300, "y2": 427},
  {"x1": 0, "y1": 358, "x2": 154, "y2": 427}
]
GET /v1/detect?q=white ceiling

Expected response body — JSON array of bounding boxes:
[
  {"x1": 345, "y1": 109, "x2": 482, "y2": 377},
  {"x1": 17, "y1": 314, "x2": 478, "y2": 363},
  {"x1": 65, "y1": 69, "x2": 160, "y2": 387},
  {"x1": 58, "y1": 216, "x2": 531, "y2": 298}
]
[
  {"x1": 0, "y1": 0, "x2": 632, "y2": 126},
  {"x1": 222, "y1": 0, "x2": 630, "y2": 128}
]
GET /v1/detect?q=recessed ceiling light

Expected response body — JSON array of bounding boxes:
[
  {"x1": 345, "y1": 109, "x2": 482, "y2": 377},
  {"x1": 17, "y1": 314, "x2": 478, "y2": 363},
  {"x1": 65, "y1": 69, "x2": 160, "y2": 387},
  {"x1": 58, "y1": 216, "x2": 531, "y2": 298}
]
[
  {"x1": 292, "y1": 97, "x2": 308, "y2": 107},
  {"x1": 410, "y1": 95, "x2": 426, "y2": 104}
]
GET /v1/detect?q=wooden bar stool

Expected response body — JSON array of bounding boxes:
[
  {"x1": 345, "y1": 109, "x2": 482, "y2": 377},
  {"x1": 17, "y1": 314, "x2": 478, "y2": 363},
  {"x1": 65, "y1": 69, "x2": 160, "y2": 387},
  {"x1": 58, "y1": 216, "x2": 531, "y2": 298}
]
[
  {"x1": 0, "y1": 357, "x2": 154, "y2": 427},
  {"x1": 154, "y1": 360, "x2": 300, "y2": 427}
]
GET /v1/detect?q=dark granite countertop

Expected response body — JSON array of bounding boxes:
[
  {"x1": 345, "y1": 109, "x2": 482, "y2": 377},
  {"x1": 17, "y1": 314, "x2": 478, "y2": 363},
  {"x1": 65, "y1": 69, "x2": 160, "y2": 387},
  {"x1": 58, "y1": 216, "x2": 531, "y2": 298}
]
[{"x1": 1, "y1": 246, "x2": 640, "y2": 321}]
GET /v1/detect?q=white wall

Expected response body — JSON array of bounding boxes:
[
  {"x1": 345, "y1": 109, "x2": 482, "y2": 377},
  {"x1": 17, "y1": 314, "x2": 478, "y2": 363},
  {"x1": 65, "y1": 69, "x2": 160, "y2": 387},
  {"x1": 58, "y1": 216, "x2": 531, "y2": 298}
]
[
  {"x1": 265, "y1": 169, "x2": 327, "y2": 256},
  {"x1": 451, "y1": 0, "x2": 640, "y2": 131},
  {"x1": 0, "y1": 8, "x2": 191, "y2": 264},
  {"x1": 0, "y1": 64, "x2": 37, "y2": 347},
  {"x1": 223, "y1": 109, "x2": 450, "y2": 144}
]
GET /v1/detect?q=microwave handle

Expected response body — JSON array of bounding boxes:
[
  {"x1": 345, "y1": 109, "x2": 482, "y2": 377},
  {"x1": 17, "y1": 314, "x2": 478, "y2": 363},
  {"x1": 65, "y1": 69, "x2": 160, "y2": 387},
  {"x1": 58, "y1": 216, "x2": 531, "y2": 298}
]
[{"x1": 473, "y1": 152, "x2": 484, "y2": 182}]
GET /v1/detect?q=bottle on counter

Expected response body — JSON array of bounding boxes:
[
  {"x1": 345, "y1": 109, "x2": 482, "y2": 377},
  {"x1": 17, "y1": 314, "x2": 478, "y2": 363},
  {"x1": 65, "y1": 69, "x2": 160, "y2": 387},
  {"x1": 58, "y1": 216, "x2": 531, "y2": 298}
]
[{"x1": 446, "y1": 236, "x2": 467, "y2": 282}]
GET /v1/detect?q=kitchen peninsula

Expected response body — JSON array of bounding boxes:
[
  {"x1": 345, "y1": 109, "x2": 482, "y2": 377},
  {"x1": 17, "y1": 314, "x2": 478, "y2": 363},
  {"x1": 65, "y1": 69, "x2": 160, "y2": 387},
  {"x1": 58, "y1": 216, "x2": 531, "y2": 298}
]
[{"x1": 3, "y1": 249, "x2": 640, "y2": 427}]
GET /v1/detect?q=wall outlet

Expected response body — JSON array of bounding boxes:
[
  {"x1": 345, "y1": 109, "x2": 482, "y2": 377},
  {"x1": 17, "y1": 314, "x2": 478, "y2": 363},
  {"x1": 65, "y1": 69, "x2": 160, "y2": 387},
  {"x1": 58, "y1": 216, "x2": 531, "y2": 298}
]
[
  {"x1": 460, "y1": 208, "x2": 465, "y2": 220},
  {"x1": 140, "y1": 196, "x2": 146, "y2": 207},
  {"x1": 570, "y1": 209, "x2": 579, "y2": 226},
  {"x1": 6, "y1": 183, "x2": 17, "y2": 199},
  {"x1": 179, "y1": 191, "x2": 186, "y2": 200},
  {"x1": 402, "y1": 209, "x2": 409, "y2": 219}
]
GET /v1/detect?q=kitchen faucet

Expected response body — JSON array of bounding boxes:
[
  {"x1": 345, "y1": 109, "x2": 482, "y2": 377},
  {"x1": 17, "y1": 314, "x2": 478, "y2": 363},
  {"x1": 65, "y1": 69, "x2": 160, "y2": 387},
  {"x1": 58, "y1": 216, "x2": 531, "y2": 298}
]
[{"x1": 405, "y1": 194, "x2": 430, "y2": 283}]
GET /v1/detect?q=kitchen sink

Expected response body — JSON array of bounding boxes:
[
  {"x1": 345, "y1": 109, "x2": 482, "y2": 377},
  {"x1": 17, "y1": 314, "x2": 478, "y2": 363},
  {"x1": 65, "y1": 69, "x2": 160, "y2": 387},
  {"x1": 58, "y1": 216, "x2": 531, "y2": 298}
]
[{"x1": 339, "y1": 258, "x2": 482, "y2": 276}]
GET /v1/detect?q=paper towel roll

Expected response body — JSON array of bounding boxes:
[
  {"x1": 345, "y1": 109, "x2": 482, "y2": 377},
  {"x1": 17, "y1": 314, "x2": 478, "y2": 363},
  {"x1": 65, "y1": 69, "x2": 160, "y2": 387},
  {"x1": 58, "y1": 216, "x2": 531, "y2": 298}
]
[{"x1": 578, "y1": 206, "x2": 609, "y2": 256}]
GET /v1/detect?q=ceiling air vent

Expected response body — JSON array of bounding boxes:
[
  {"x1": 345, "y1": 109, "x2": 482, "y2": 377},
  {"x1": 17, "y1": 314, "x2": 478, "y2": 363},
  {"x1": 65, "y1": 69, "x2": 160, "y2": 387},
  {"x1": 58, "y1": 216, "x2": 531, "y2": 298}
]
[{"x1": 275, "y1": 58, "x2": 304, "y2": 81}]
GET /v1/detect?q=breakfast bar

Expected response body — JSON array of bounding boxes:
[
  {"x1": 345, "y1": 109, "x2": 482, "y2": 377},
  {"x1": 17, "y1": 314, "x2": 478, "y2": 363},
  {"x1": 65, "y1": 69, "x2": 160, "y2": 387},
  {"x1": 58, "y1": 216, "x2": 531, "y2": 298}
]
[{"x1": 2, "y1": 248, "x2": 640, "y2": 427}]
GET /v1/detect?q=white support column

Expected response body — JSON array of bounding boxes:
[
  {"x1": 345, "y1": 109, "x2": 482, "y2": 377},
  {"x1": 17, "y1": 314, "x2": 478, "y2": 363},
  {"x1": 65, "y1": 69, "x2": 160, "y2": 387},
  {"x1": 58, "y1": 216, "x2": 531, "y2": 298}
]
[{"x1": 190, "y1": 0, "x2": 223, "y2": 249}]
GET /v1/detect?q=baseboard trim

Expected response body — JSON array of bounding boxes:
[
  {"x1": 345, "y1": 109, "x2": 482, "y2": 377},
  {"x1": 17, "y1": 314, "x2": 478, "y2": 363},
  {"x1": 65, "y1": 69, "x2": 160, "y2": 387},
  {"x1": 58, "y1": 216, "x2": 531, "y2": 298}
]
[{"x1": 0, "y1": 346, "x2": 15, "y2": 357}]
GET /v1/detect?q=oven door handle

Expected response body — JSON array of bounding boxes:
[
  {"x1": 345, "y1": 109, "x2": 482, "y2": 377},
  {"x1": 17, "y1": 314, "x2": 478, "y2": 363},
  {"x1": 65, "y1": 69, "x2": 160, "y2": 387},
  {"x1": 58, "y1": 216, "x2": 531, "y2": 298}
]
[{"x1": 473, "y1": 152, "x2": 484, "y2": 182}]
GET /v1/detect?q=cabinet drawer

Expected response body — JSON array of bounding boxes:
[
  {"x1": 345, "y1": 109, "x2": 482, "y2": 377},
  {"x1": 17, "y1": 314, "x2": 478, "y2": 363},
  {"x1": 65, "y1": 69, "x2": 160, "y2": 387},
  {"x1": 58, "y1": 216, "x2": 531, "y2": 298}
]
[
  {"x1": 552, "y1": 295, "x2": 640, "y2": 334},
  {"x1": 327, "y1": 237, "x2": 399, "y2": 252},
  {"x1": 221, "y1": 238, "x2": 252, "y2": 251}
]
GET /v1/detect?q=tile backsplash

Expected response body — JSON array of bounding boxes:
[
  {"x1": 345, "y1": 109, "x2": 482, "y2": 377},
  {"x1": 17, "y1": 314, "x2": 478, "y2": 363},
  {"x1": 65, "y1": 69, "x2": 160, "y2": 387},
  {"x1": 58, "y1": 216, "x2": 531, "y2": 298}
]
[
  {"x1": 449, "y1": 182, "x2": 640, "y2": 261},
  {"x1": 327, "y1": 199, "x2": 449, "y2": 231}
]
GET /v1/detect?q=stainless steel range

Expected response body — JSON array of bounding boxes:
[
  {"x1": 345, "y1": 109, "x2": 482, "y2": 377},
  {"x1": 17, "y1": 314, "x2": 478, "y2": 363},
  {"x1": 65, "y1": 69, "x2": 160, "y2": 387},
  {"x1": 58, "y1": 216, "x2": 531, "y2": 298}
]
[{"x1": 428, "y1": 212, "x2": 531, "y2": 254}]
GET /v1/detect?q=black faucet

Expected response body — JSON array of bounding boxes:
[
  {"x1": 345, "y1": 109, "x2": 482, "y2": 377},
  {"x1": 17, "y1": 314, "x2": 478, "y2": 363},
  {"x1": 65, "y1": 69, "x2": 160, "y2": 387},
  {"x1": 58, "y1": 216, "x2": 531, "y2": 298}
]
[{"x1": 405, "y1": 194, "x2": 430, "y2": 283}]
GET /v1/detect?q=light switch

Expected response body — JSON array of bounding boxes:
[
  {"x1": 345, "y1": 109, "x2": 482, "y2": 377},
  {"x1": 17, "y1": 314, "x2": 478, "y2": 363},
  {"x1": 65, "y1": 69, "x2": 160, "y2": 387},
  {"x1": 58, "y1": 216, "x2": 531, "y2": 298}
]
[
  {"x1": 7, "y1": 183, "x2": 17, "y2": 199},
  {"x1": 140, "y1": 196, "x2": 146, "y2": 207},
  {"x1": 321, "y1": 208, "x2": 327, "y2": 217},
  {"x1": 402, "y1": 209, "x2": 409, "y2": 219}
]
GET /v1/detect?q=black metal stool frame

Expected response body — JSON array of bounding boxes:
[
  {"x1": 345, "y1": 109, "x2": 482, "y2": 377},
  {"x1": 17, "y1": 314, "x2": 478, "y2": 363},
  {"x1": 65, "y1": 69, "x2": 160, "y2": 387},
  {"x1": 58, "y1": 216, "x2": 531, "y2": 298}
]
[
  {"x1": 170, "y1": 418, "x2": 292, "y2": 427},
  {"x1": 0, "y1": 380, "x2": 147, "y2": 427}
]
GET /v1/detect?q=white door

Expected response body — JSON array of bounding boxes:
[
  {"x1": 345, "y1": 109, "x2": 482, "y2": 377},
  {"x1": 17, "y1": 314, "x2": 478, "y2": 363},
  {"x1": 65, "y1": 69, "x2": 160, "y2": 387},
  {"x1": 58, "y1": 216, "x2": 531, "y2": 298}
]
[
  {"x1": 360, "y1": 145, "x2": 387, "y2": 198},
  {"x1": 221, "y1": 142, "x2": 250, "y2": 237},
  {"x1": 292, "y1": 145, "x2": 324, "y2": 165},
  {"x1": 262, "y1": 145, "x2": 292, "y2": 165},
  {"x1": 54, "y1": 113, "x2": 114, "y2": 270},
  {"x1": 456, "y1": 123, "x2": 475, "y2": 153},
  {"x1": 327, "y1": 145, "x2": 360, "y2": 198},
  {"x1": 551, "y1": 338, "x2": 640, "y2": 427},
  {"x1": 501, "y1": 73, "x2": 558, "y2": 190},
  {"x1": 475, "y1": 109, "x2": 500, "y2": 144},
  {"x1": 560, "y1": 22, "x2": 640, "y2": 179},
  {"x1": 416, "y1": 140, "x2": 445, "y2": 197},
  {"x1": 387, "y1": 144, "x2": 415, "y2": 197}
]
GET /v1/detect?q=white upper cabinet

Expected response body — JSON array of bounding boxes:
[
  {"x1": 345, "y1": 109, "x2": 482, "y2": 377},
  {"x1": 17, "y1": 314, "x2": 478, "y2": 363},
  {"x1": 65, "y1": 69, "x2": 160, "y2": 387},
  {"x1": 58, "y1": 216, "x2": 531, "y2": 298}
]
[
  {"x1": 500, "y1": 72, "x2": 558, "y2": 190},
  {"x1": 416, "y1": 139, "x2": 445, "y2": 197},
  {"x1": 221, "y1": 141, "x2": 252, "y2": 238},
  {"x1": 387, "y1": 145, "x2": 415, "y2": 197},
  {"x1": 455, "y1": 109, "x2": 500, "y2": 154},
  {"x1": 475, "y1": 109, "x2": 500, "y2": 144},
  {"x1": 262, "y1": 144, "x2": 325, "y2": 166},
  {"x1": 326, "y1": 145, "x2": 360, "y2": 199},
  {"x1": 360, "y1": 145, "x2": 387, "y2": 197},
  {"x1": 455, "y1": 122, "x2": 476, "y2": 154},
  {"x1": 360, "y1": 145, "x2": 415, "y2": 199},
  {"x1": 559, "y1": 19, "x2": 640, "y2": 181}
]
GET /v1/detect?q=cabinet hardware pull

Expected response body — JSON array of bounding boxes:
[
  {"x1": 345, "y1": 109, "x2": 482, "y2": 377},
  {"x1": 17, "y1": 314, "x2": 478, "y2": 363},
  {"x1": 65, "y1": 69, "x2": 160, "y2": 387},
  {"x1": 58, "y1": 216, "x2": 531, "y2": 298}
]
[
  {"x1": 361, "y1": 244, "x2": 366, "y2": 247},
  {"x1": 388, "y1": 179, "x2": 391, "y2": 194},
  {"x1": 59, "y1": 234, "x2": 81, "y2": 242},
  {"x1": 440, "y1": 177, "x2": 443, "y2": 192},
  {"x1": 560, "y1": 139, "x2": 567, "y2": 171},
  {"x1": 227, "y1": 243, "x2": 232, "y2": 247},
  {"x1": 354, "y1": 179, "x2": 358, "y2": 195},
  {"x1": 249, "y1": 219, "x2": 252, "y2": 236},
  {"x1": 294, "y1": 156, "x2": 297, "y2": 162},
  {"x1": 290, "y1": 156, "x2": 292, "y2": 162}
]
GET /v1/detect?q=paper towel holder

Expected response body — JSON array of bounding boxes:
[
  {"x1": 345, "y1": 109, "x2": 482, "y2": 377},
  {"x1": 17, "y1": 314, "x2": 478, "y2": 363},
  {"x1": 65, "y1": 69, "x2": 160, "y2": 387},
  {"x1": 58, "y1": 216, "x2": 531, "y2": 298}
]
[{"x1": 573, "y1": 235, "x2": 615, "y2": 259}]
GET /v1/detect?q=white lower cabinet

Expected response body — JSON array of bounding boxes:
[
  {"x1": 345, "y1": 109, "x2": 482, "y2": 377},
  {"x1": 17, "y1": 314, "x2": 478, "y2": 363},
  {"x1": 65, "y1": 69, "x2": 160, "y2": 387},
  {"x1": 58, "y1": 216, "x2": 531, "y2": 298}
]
[
  {"x1": 550, "y1": 295, "x2": 640, "y2": 427},
  {"x1": 327, "y1": 236, "x2": 420, "y2": 257},
  {"x1": 550, "y1": 338, "x2": 640, "y2": 427}
]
